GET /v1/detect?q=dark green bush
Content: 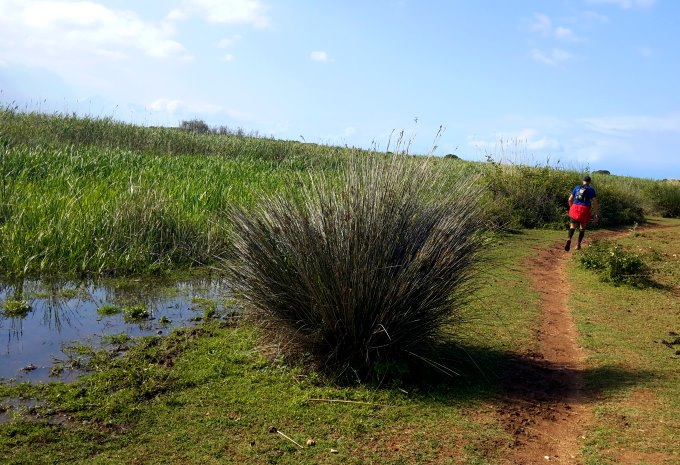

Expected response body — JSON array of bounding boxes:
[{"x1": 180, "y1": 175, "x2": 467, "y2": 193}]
[
  {"x1": 595, "y1": 182, "x2": 645, "y2": 226},
  {"x1": 481, "y1": 161, "x2": 577, "y2": 229},
  {"x1": 225, "y1": 154, "x2": 488, "y2": 381},
  {"x1": 646, "y1": 182, "x2": 680, "y2": 218},
  {"x1": 579, "y1": 239, "x2": 653, "y2": 287}
]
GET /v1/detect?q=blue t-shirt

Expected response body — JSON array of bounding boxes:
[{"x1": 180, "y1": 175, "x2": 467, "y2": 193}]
[{"x1": 572, "y1": 184, "x2": 596, "y2": 207}]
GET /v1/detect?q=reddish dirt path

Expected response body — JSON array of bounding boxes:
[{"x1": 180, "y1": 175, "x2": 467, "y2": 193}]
[
  {"x1": 491, "y1": 221, "x2": 680, "y2": 464},
  {"x1": 496, "y1": 244, "x2": 590, "y2": 465},
  {"x1": 497, "y1": 229, "x2": 630, "y2": 465}
]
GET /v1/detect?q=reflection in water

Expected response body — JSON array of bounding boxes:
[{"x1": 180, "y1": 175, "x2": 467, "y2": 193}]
[{"x1": 0, "y1": 275, "x2": 233, "y2": 382}]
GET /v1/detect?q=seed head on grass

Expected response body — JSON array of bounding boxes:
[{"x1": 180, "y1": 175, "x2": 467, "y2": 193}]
[{"x1": 225, "y1": 154, "x2": 488, "y2": 381}]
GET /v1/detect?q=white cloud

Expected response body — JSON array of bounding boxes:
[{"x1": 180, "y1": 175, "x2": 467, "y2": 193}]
[
  {"x1": 149, "y1": 98, "x2": 182, "y2": 112},
  {"x1": 529, "y1": 13, "x2": 552, "y2": 35},
  {"x1": 555, "y1": 26, "x2": 581, "y2": 42},
  {"x1": 528, "y1": 13, "x2": 583, "y2": 42},
  {"x1": 583, "y1": 10, "x2": 609, "y2": 22},
  {"x1": 636, "y1": 47, "x2": 654, "y2": 57},
  {"x1": 221, "y1": 53, "x2": 234, "y2": 62},
  {"x1": 310, "y1": 51, "x2": 329, "y2": 62},
  {"x1": 530, "y1": 48, "x2": 572, "y2": 66},
  {"x1": 147, "y1": 98, "x2": 223, "y2": 114},
  {"x1": 579, "y1": 113, "x2": 680, "y2": 135},
  {"x1": 217, "y1": 35, "x2": 242, "y2": 48},
  {"x1": 0, "y1": 0, "x2": 191, "y2": 66},
  {"x1": 586, "y1": 0, "x2": 656, "y2": 9},
  {"x1": 467, "y1": 128, "x2": 563, "y2": 155},
  {"x1": 173, "y1": 0, "x2": 269, "y2": 27}
]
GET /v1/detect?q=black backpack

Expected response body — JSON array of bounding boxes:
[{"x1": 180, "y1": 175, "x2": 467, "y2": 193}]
[{"x1": 576, "y1": 185, "x2": 589, "y2": 202}]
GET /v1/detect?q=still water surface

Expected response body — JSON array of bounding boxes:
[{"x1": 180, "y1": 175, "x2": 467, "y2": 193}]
[{"x1": 0, "y1": 276, "x2": 232, "y2": 383}]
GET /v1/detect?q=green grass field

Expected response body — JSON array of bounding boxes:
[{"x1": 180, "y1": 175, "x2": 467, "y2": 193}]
[
  {"x1": 570, "y1": 219, "x2": 680, "y2": 465},
  {"x1": 1, "y1": 223, "x2": 678, "y2": 465},
  {"x1": 0, "y1": 228, "x2": 561, "y2": 465},
  {"x1": 2, "y1": 108, "x2": 678, "y2": 277},
  {"x1": 1, "y1": 110, "x2": 679, "y2": 464}
]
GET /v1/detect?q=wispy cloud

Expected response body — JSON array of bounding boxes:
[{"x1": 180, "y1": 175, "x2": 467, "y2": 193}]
[
  {"x1": 310, "y1": 51, "x2": 329, "y2": 62},
  {"x1": 217, "y1": 35, "x2": 242, "y2": 48},
  {"x1": 579, "y1": 113, "x2": 680, "y2": 135},
  {"x1": 171, "y1": 0, "x2": 269, "y2": 27},
  {"x1": 528, "y1": 13, "x2": 584, "y2": 42},
  {"x1": 585, "y1": 0, "x2": 656, "y2": 9},
  {"x1": 530, "y1": 48, "x2": 573, "y2": 66},
  {"x1": 636, "y1": 47, "x2": 654, "y2": 57},
  {"x1": 554, "y1": 26, "x2": 581, "y2": 42},
  {"x1": 467, "y1": 128, "x2": 563, "y2": 154},
  {"x1": 148, "y1": 98, "x2": 182, "y2": 112},
  {"x1": 583, "y1": 10, "x2": 609, "y2": 22},
  {"x1": 147, "y1": 98, "x2": 223, "y2": 114},
  {"x1": 0, "y1": 0, "x2": 191, "y2": 65},
  {"x1": 529, "y1": 13, "x2": 552, "y2": 35}
]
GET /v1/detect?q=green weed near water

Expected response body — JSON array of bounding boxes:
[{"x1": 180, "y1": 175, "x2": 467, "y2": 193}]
[
  {"x1": 1, "y1": 299, "x2": 31, "y2": 317},
  {"x1": 97, "y1": 305, "x2": 121, "y2": 316},
  {"x1": 122, "y1": 304, "x2": 150, "y2": 322}
]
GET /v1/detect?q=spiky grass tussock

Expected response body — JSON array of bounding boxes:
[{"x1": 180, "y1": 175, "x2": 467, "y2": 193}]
[{"x1": 225, "y1": 154, "x2": 488, "y2": 381}]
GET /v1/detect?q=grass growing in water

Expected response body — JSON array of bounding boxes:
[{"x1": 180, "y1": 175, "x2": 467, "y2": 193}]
[
  {"x1": 1, "y1": 299, "x2": 31, "y2": 317},
  {"x1": 97, "y1": 305, "x2": 121, "y2": 316},
  {"x1": 122, "y1": 304, "x2": 150, "y2": 322}
]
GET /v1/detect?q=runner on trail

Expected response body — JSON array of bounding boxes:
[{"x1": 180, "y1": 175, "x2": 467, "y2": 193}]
[{"x1": 565, "y1": 175, "x2": 600, "y2": 252}]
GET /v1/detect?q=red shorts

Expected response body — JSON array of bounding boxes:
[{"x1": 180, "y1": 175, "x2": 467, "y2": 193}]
[{"x1": 569, "y1": 204, "x2": 591, "y2": 224}]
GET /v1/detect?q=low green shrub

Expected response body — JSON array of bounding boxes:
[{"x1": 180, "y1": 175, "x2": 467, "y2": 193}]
[
  {"x1": 646, "y1": 182, "x2": 680, "y2": 218},
  {"x1": 595, "y1": 179, "x2": 646, "y2": 226},
  {"x1": 481, "y1": 160, "x2": 579, "y2": 230},
  {"x1": 579, "y1": 239, "x2": 653, "y2": 287}
]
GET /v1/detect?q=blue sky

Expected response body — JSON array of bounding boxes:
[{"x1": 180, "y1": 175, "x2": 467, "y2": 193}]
[{"x1": 1, "y1": 0, "x2": 679, "y2": 179}]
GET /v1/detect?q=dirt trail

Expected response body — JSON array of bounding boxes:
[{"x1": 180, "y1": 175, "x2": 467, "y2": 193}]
[
  {"x1": 496, "y1": 244, "x2": 589, "y2": 464},
  {"x1": 492, "y1": 221, "x2": 680, "y2": 464},
  {"x1": 497, "y1": 230, "x2": 628, "y2": 465}
]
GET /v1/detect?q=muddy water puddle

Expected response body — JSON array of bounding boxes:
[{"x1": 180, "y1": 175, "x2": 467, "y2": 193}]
[{"x1": 0, "y1": 275, "x2": 234, "y2": 383}]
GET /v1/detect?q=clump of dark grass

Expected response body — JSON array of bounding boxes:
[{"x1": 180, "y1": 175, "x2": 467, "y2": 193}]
[
  {"x1": 225, "y1": 154, "x2": 489, "y2": 382},
  {"x1": 579, "y1": 239, "x2": 653, "y2": 288}
]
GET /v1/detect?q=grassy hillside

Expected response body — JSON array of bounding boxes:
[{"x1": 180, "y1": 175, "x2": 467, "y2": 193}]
[{"x1": 1, "y1": 108, "x2": 678, "y2": 277}]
